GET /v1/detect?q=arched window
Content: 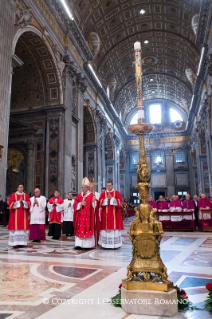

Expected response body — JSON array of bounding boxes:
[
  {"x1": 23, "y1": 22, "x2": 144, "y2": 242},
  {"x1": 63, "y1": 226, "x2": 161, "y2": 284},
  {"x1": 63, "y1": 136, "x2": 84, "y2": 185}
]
[
  {"x1": 170, "y1": 108, "x2": 183, "y2": 122},
  {"x1": 130, "y1": 113, "x2": 138, "y2": 125},
  {"x1": 149, "y1": 104, "x2": 161, "y2": 124}
]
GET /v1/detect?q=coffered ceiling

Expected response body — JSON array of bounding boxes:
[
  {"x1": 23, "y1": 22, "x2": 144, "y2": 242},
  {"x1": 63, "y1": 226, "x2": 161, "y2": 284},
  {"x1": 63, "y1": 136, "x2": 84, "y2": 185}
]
[{"x1": 68, "y1": 0, "x2": 201, "y2": 124}]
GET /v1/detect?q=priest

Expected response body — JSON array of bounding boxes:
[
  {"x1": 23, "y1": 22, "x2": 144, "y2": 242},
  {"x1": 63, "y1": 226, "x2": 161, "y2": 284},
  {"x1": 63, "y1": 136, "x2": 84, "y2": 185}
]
[
  {"x1": 98, "y1": 180, "x2": 124, "y2": 249},
  {"x1": 198, "y1": 194, "x2": 212, "y2": 209},
  {"x1": 63, "y1": 192, "x2": 75, "y2": 237},
  {"x1": 147, "y1": 196, "x2": 157, "y2": 209},
  {"x1": 29, "y1": 188, "x2": 46, "y2": 242},
  {"x1": 47, "y1": 190, "x2": 64, "y2": 240},
  {"x1": 157, "y1": 196, "x2": 169, "y2": 210},
  {"x1": 182, "y1": 194, "x2": 195, "y2": 210},
  {"x1": 73, "y1": 177, "x2": 100, "y2": 249},
  {"x1": 8, "y1": 184, "x2": 31, "y2": 248},
  {"x1": 169, "y1": 195, "x2": 183, "y2": 212}
]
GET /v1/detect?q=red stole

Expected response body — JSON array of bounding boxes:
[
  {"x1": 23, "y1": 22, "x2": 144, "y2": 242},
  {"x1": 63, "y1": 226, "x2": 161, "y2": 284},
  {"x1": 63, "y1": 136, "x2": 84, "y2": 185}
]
[
  {"x1": 8, "y1": 192, "x2": 31, "y2": 231},
  {"x1": 48, "y1": 197, "x2": 64, "y2": 224}
]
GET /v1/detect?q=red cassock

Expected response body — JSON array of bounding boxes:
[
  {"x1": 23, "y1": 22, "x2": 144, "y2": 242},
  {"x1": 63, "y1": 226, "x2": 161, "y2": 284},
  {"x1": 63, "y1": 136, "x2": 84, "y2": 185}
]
[
  {"x1": 157, "y1": 201, "x2": 169, "y2": 210},
  {"x1": 8, "y1": 193, "x2": 31, "y2": 230},
  {"x1": 99, "y1": 191, "x2": 124, "y2": 230},
  {"x1": 73, "y1": 192, "x2": 100, "y2": 240},
  {"x1": 198, "y1": 198, "x2": 212, "y2": 208},
  {"x1": 48, "y1": 197, "x2": 64, "y2": 224}
]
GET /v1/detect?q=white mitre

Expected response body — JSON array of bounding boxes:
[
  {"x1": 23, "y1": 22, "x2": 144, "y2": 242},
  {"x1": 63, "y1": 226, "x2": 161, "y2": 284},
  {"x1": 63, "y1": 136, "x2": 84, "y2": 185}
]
[{"x1": 82, "y1": 177, "x2": 90, "y2": 187}]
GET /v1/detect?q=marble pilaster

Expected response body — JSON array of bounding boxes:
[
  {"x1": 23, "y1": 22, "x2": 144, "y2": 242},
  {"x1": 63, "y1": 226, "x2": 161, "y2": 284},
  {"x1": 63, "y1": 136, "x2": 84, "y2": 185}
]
[{"x1": 25, "y1": 140, "x2": 35, "y2": 194}]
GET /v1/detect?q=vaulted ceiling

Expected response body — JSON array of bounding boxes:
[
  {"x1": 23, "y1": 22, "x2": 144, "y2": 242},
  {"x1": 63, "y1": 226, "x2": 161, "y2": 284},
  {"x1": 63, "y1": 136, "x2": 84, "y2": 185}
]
[{"x1": 69, "y1": 0, "x2": 200, "y2": 124}]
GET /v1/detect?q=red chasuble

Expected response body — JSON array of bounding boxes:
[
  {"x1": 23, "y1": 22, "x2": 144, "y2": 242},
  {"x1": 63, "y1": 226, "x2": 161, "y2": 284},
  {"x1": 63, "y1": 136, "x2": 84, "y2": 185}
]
[
  {"x1": 73, "y1": 192, "x2": 100, "y2": 239},
  {"x1": 48, "y1": 197, "x2": 64, "y2": 224},
  {"x1": 8, "y1": 192, "x2": 31, "y2": 230},
  {"x1": 99, "y1": 190, "x2": 124, "y2": 230}
]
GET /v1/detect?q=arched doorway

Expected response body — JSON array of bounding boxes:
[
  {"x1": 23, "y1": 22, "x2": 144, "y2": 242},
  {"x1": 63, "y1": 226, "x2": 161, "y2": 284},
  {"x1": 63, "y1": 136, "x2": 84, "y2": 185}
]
[{"x1": 8, "y1": 27, "x2": 63, "y2": 196}]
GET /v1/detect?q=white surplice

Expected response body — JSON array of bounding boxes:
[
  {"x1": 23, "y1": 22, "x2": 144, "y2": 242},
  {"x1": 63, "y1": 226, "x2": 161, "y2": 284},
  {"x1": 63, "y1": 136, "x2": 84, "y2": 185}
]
[
  {"x1": 30, "y1": 196, "x2": 46, "y2": 224},
  {"x1": 63, "y1": 198, "x2": 75, "y2": 221}
]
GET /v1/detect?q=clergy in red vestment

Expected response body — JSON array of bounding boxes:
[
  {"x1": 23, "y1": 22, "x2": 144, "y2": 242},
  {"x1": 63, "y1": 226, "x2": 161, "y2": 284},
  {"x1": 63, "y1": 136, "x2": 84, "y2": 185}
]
[
  {"x1": 8, "y1": 184, "x2": 31, "y2": 248},
  {"x1": 169, "y1": 195, "x2": 183, "y2": 212},
  {"x1": 98, "y1": 180, "x2": 124, "y2": 249},
  {"x1": 198, "y1": 194, "x2": 212, "y2": 209},
  {"x1": 73, "y1": 177, "x2": 100, "y2": 249},
  {"x1": 47, "y1": 190, "x2": 64, "y2": 240},
  {"x1": 182, "y1": 194, "x2": 195, "y2": 210},
  {"x1": 147, "y1": 196, "x2": 157, "y2": 209},
  {"x1": 157, "y1": 196, "x2": 169, "y2": 211}
]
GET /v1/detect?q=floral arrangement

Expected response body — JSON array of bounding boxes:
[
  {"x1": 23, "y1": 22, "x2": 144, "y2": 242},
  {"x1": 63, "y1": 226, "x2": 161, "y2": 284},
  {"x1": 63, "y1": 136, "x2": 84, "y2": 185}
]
[
  {"x1": 205, "y1": 283, "x2": 212, "y2": 311},
  {"x1": 173, "y1": 285, "x2": 191, "y2": 310},
  {"x1": 109, "y1": 283, "x2": 122, "y2": 307}
]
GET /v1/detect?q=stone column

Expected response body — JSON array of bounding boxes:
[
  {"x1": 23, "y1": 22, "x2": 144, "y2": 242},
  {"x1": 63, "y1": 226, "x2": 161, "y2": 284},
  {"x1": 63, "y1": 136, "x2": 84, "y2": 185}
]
[
  {"x1": 165, "y1": 148, "x2": 175, "y2": 197},
  {"x1": 77, "y1": 74, "x2": 87, "y2": 193},
  {"x1": 25, "y1": 140, "x2": 35, "y2": 194},
  {"x1": 0, "y1": 0, "x2": 15, "y2": 196}
]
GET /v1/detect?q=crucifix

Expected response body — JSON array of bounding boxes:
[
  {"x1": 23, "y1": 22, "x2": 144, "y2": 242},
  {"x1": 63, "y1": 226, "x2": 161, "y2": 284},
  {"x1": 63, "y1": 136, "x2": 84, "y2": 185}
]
[{"x1": 90, "y1": 178, "x2": 98, "y2": 194}]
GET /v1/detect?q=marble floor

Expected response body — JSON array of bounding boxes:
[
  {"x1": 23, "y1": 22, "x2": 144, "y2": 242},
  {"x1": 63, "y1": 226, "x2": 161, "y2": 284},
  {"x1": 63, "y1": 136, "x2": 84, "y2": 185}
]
[{"x1": 0, "y1": 218, "x2": 212, "y2": 319}]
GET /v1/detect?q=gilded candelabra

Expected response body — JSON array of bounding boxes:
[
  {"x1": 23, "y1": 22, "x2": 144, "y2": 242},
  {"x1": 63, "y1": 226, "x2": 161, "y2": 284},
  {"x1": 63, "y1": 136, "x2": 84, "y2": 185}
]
[{"x1": 122, "y1": 42, "x2": 173, "y2": 292}]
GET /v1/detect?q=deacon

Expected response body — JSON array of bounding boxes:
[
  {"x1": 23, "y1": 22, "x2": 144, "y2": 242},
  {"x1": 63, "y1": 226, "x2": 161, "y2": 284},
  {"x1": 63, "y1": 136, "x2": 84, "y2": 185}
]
[
  {"x1": 8, "y1": 184, "x2": 31, "y2": 248},
  {"x1": 98, "y1": 180, "x2": 124, "y2": 249},
  {"x1": 47, "y1": 190, "x2": 64, "y2": 240},
  {"x1": 182, "y1": 194, "x2": 195, "y2": 211},
  {"x1": 63, "y1": 192, "x2": 75, "y2": 237},
  {"x1": 198, "y1": 194, "x2": 212, "y2": 209},
  {"x1": 29, "y1": 188, "x2": 46, "y2": 242},
  {"x1": 169, "y1": 195, "x2": 183, "y2": 212},
  {"x1": 147, "y1": 196, "x2": 157, "y2": 209},
  {"x1": 73, "y1": 177, "x2": 100, "y2": 248},
  {"x1": 157, "y1": 196, "x2": 169, "y2": 210}
]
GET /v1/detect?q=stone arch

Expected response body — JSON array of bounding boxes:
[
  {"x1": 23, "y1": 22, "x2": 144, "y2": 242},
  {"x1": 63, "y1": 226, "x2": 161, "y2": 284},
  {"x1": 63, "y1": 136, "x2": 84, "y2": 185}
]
[
  {"x1": 11, "y1": 26, "x2": 63, "y2": 110},
  {"x1": 105, "y1": 132, "x2": 114, "y2": 160},
  {"x1": 83, "y1": 104, "x2": 97, "y2": 144}
]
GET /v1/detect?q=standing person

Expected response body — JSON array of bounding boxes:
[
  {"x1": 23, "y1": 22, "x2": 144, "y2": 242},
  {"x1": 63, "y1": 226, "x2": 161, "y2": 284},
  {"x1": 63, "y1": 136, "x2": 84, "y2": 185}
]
[
  {"x1": 198, "y1": 194, "x2": 212, "y2": 209},
  {"x1": 63, "y1": 192, "x2": 75, "y2": 237},
  {"x1": 182, "y1": 194, "x2": 195, "y2": 210},
  {"x1": 73, "y1": 177, "x2": 100, "y2": 249},
  {"x1": 169, "y1": 195, "x2": 183, "y2": 212},
  {"x1": 47, "y1": 190, "x2": 64, "y2": 240},
  {"x1": 101, "y1": 187, "x2": 106, "y2": 193},
  {"x1": 147, "y1": 196, "x2": 157, "y2": 209},
  {"x1": 8, "y1": 185, "x2": 31, "y2": 248},
  {"x1": 90, "y1": 183, "x2": 100, "y2": 200},
  {"x1": 122, "y1": 199, "x2": 129, "y2": 220},
  {"x1": 157, "y1": 196, "x2": 169, "y2": 210},
  {"x1": 0, "y1": 196, "x2": 6, "y2": 227},
  {"x1": 193, "y1": 195, "x2": 199, "y2": 225},
  {"x1": 29, "y1": 188, "x2": 46, "y2": 243},
  {"x1": 98, "y1": 180, "x2": 124, "y2": 249}
]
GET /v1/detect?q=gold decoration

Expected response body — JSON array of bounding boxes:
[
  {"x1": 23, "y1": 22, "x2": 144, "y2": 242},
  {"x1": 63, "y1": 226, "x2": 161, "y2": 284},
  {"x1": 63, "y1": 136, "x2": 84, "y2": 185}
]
[
  {"x1": 122, "y1": 43, "x2": 173, "y2": 292},
  {"x1": 125, "y1": 135, "x2": 191, "y2": 145},
  {"x1": 7, "y1": 149, "x2": 24, "y2": 172}
]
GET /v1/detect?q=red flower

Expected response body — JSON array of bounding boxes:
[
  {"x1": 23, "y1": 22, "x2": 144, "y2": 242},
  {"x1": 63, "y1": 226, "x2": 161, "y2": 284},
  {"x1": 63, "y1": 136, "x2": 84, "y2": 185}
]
[
  {"x1": 182, "y1": 295, "x2": 188, "y2": 299},
  {"x1": 206, "y1": 283, "x2": 212, "y2": 291},
  {"x1": 180, "y1": 289, "x2": 186, "y2": 295},
  {"x1": 119, "y1": 283, "x2": 122, "y2": 289},
  {"x1": 173, "y1": 287, "x2": 177, "y2": 290}
]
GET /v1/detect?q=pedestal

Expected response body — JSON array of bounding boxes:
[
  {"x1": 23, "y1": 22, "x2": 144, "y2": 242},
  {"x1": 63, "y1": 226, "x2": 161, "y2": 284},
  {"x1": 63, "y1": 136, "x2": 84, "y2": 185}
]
[{"x1": 121, "y1": 287, "x2": 178, "y2": 317}]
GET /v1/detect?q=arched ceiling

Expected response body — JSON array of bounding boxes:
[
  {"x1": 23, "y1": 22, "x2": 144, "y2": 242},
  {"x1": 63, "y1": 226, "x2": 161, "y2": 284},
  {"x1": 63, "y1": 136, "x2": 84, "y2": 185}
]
[{"x1": 69, "y1": 0, "x2": 200, "y2": 123}]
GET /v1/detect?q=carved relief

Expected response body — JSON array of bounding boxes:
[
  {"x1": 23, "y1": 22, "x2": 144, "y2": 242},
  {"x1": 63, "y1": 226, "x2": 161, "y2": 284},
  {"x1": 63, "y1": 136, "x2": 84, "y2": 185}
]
[
  {"x1": 88, "y1": 152, "x2": 94, "y2": 181},
  {"x1": 105, "y1": 133, "x2": 113, "y2": 160}
]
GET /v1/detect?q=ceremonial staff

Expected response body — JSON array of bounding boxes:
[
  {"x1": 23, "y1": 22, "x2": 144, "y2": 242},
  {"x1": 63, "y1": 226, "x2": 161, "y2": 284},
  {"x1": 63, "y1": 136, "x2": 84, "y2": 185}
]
[{"x1": 90, "y1": 178, "x2": 98, "y2": 247}]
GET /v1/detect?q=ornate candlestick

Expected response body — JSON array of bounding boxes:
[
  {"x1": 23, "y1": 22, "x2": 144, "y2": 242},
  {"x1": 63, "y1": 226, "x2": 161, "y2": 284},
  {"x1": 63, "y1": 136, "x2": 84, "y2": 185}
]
[{"x1": 122, "y1": 42, "x2": 173, "y2": 292}]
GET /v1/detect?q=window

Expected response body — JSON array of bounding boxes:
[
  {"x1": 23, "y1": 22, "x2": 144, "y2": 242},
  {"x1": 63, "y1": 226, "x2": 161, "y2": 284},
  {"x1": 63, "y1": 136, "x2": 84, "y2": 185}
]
[
  {"x1": 170, "y1": 108, "x2": 183, "y2": 122},
  {"x1": 178, "y1": 191, "x2": 187, "y2": 195},
  {"x1": 130, "y1": 113, "x2": 138, "y2": 125},
  {"x1": 149, "y1": 104, "x2": 161, "y2": 124},
  {"x1": 153, "y1": 152, "x2": 163, "y2": 164},
  {"x1": 133, "y1": 192, "x2": 138, "y2": 196},
  {"x1": 132, "y1": 153, "x2": 139, "y2": 165},
  {"x1": 176, "y1": 151, "x2": 185, "y2": 164}
]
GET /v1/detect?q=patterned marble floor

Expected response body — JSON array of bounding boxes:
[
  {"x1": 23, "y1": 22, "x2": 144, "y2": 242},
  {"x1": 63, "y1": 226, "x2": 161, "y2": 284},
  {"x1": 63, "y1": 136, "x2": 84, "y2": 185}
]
[{"x1": 0, "y1": 218, "x2": 212, "y2": 319}]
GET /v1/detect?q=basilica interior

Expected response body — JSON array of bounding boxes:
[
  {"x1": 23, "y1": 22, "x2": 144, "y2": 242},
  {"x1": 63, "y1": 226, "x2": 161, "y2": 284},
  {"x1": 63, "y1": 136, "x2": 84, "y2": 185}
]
[{"x1": 1, "y1": 0, "x2": 212, "y2": 319}]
